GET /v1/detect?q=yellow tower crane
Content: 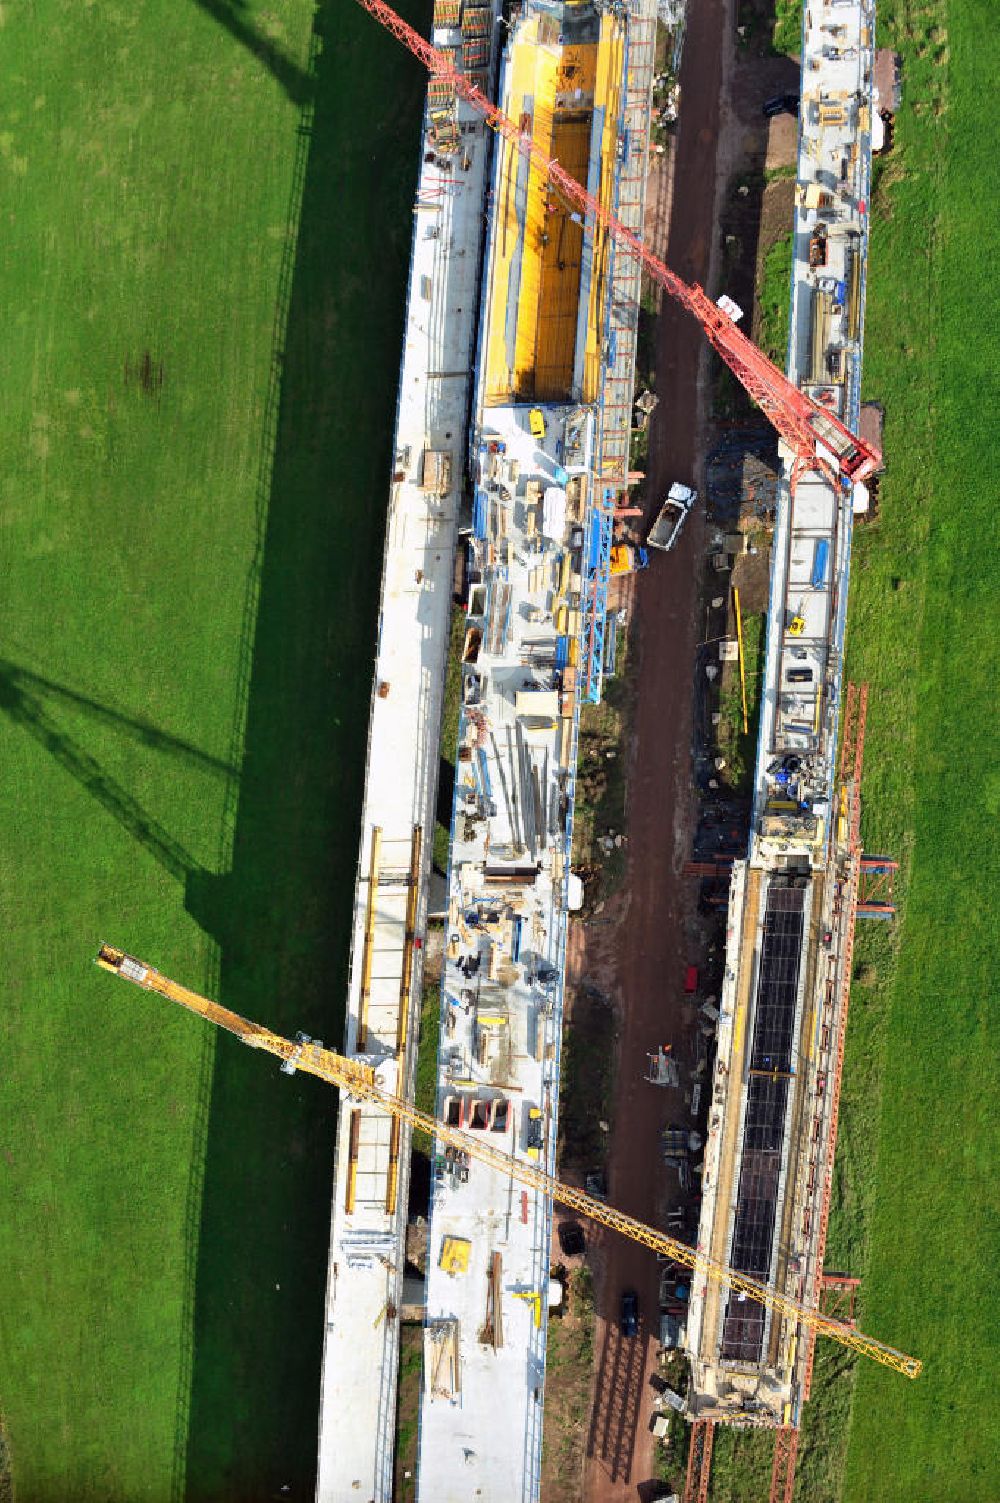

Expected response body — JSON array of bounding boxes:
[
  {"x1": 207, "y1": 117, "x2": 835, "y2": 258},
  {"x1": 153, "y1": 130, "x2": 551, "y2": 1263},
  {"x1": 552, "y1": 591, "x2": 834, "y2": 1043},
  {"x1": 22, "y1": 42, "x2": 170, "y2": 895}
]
[{"x1": 94, "y1": 944, "x2": 921, "y2": 1380}]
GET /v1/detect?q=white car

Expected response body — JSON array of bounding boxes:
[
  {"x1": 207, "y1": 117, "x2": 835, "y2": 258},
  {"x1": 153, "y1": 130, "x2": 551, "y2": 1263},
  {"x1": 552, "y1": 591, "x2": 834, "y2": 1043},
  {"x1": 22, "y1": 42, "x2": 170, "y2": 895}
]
[{"x1": 647, "y1": 482, "x2": 697, "y2": 552}]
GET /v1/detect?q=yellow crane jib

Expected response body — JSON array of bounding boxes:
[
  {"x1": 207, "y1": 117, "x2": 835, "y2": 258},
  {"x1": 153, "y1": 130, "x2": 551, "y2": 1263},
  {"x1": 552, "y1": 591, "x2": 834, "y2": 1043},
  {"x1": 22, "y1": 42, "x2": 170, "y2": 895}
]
[
  {"x1": 94, "y1": 945, "x2": 377, "y2": 1096},
  {"x1": 94, "y1": 946, "x2": 923, "y2": 1380}
]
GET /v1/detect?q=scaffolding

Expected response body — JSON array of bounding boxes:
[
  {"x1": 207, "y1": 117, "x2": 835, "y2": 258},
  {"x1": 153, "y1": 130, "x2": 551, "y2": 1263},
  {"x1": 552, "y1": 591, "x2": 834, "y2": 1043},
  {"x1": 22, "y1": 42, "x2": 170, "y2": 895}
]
[
  {"x1": 801, "y1": 682, "x2": 868, "y2": 1401},
  {"x1": 858, "y1": 854, "x2": 897, "y2": 919},
  {"x1": 769, "y1": 1424, "x2": 800, "y2": 1503},
  {"x1": 581, "y1": 0, "x2": 657, "y2": 704},
  {"x1": 579, "y1": 487, "x2": 616, "y2": 705},
  {"x1": 595, "y1": 3, "x2": 657, "y2": 480},
  {"x1": 682, "y1": 1418, "x2": 715, "y2": 1503}
]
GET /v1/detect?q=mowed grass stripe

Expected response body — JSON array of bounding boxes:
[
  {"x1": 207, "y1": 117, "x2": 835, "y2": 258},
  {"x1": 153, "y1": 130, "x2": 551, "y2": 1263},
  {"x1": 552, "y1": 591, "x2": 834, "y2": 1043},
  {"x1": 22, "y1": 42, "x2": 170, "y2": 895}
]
[
  {"x1": 1, "y1": 6, "x2": 315, "y2": 1496},
  {"x1": 0, "y1": 1, "x2": 429, "y2": 1497},
  {"x1": 839, "y1": 1, "x2": 999, "y2": 1496}
]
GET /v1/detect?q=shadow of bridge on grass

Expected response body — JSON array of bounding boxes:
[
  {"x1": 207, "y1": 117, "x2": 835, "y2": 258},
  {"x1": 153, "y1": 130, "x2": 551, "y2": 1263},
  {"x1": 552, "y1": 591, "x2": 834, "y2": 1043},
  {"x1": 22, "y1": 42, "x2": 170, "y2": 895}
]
[
  {"x1": 175, "y1": 2, "x2": 432, "y2": 1498},
  {"x1": 0, "y1": 5, "x2": 430, "y2": 1497}
]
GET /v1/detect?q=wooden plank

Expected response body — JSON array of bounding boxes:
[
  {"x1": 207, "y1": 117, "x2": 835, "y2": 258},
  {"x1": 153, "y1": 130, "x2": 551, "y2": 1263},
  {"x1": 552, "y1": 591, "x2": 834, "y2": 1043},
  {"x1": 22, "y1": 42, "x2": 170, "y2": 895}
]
[
  {"x1": 396, "y1": 825, "x2": 423, "y2": 1055},
  {"x1": 357, "y1": 826, "x2": 382, "y2": 1050},
  {"x1": 344, "y1": 1108, "x2": 362, "y2": 1215}
]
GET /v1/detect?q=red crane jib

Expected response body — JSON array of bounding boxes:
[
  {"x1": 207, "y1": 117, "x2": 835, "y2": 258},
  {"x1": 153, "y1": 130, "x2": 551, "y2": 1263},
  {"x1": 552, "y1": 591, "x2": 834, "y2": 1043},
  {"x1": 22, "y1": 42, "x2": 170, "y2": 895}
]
[{"x1": 352, "y1": 0, "x2": 882, "y2": 486}]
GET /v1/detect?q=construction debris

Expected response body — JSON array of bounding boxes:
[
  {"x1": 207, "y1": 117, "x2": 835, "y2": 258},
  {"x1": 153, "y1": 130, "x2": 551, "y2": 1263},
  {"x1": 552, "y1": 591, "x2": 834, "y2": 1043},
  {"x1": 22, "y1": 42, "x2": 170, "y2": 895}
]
[
  {"x1": 426, "y1": 1319, "x2": 462, "y2": 1401},
  {"x1": 478, "y1": 1250, "x2": 504, "y2": 1350}
]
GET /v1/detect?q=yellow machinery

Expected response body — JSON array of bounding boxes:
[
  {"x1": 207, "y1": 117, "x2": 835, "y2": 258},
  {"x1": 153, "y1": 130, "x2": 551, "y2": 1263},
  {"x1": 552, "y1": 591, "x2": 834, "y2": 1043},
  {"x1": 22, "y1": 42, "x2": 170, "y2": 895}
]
[
  {"x1": 439, "y1": 1237, "x2": 471, "y2": 1276},
  {"x1": 609, "y1": 543, "x2": 647, "y2": 576},
  {"x1": 94, "y1": 944, "x2": 922, "y2": 1379},
  {"x1": 733, "y1": 586, "x2": 749, "y2": 736},
  {"x1": 512, "y1": 1288, "x2": 542, "y2": 1329}
]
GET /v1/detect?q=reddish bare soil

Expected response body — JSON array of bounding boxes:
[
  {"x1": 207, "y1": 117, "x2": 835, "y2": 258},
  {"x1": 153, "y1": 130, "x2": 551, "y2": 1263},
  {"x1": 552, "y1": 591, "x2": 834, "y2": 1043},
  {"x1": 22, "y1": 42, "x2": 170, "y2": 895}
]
[{"x1": 576, "y1": 1, "x2": 732, "y2": 1497}]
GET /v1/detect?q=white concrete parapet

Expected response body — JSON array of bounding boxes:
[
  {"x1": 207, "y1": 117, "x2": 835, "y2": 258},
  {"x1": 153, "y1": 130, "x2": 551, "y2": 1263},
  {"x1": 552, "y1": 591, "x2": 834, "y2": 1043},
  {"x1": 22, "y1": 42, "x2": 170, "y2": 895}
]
[{"x1": 315, "y1": 32, "x2": 501, "y2": 1501}]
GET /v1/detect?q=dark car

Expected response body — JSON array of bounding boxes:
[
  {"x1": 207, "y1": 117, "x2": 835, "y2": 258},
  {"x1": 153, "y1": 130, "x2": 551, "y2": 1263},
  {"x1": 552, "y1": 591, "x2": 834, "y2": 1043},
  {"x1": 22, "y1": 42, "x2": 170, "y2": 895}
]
[
  {"x1": 620, "y1": 1289, "x2": 640, "y2": 1338},
  {"x1": 763, "y1": 92, "x2": 800, "y2": 118},
  {"x1": 558, "y1": 1221, "x2": 586, "y2": 1258}
]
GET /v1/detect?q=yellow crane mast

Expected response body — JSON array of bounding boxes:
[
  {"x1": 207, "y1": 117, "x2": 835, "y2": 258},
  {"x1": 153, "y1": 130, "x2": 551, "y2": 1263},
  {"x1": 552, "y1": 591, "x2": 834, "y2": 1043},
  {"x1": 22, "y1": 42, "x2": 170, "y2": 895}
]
[{"x1": 94, "y1": 945, "x2": 921, "y2": 1380}]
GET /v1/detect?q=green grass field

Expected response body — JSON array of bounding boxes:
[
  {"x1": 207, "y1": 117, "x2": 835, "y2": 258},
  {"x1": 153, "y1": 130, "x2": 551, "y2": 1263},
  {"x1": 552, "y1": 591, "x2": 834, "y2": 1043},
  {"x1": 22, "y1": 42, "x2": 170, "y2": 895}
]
[
  {"x1": 758, "y1": 232, "x2": 793, "y2": 365},
  {"x1": 715, "y1": 610, "x2": 765, "y2": 794},
  {"x1": 771, "y1": 0, "x2": 802, "y2": 57},
  {"x1": 836, "y1": 0, "x2": 999, "y2": 1495},
  {"x1": 0, "y1": 2, "x2": 428, "y2": 1498}
]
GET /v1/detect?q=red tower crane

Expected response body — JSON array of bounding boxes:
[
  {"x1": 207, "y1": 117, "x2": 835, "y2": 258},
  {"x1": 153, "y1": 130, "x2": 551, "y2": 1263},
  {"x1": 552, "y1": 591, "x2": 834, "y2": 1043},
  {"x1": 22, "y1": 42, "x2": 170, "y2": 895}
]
[{"x1": 350, "y1": 0, "x2": 881, "y2": 486}]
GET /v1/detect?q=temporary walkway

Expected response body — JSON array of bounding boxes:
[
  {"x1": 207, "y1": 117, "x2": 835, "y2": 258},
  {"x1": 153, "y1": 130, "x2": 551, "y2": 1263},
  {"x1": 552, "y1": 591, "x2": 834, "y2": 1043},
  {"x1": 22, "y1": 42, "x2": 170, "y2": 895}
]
[
  {"x1": 315, "y1": 8, "x2": 505, "y2": 1499},
  {"x1": 581, "y1": 0, "x2": 657, "y2": 706}
]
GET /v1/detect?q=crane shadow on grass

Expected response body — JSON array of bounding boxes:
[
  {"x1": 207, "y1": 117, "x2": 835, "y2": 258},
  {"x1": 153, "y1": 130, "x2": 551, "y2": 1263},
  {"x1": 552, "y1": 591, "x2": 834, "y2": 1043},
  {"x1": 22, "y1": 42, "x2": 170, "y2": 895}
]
[
  {"x1": 177, "y1": 2, "x2": 430, "y2": 1498},
  {"x1": 0, "y1": 657, "x2": 236, "y2": 781},
  {"x1": 191, "y1": 0, "x2": 315, "y2": 108},
  {"x1": 0, "y1": 660, "x2": 205, "y2": 885}
]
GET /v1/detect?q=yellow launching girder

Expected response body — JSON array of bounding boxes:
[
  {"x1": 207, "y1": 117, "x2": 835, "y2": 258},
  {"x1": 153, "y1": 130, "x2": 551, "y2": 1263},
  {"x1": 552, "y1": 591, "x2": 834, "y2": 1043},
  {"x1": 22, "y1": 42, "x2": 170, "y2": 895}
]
[{"x1": 94, "y1": 945, "x2": 922, "y2": 1380}]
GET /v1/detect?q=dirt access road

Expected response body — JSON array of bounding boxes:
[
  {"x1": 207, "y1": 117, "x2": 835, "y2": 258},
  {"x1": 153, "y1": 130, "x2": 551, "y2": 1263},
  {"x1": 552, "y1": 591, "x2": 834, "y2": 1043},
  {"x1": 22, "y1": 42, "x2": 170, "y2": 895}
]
[{"x1": 573, "y1": 1, "x2": 731, "y2": 1498}]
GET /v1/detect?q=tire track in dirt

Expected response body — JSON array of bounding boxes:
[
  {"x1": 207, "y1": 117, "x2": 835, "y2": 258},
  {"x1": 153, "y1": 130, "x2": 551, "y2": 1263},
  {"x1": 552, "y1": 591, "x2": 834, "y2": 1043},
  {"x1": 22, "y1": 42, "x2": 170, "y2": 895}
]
[{"x1": 577, "y1": 0, "x2": 731, "y2": 1497}]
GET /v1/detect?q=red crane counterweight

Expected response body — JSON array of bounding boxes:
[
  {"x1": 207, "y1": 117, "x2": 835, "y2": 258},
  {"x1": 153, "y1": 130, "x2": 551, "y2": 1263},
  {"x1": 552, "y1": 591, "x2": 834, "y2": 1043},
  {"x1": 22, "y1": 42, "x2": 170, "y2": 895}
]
[{"x1": 351, "y1": 0, "x2": 881, "y2": 485}]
